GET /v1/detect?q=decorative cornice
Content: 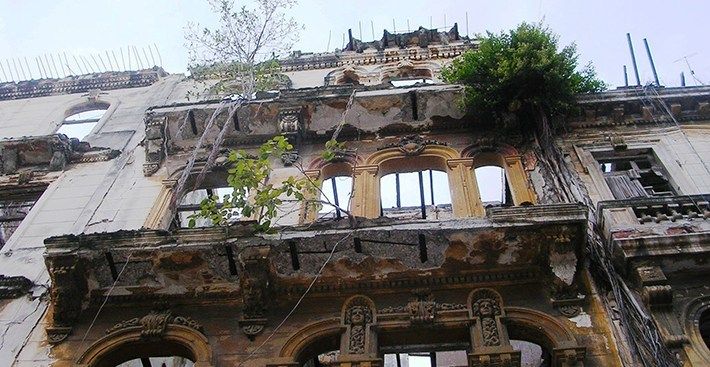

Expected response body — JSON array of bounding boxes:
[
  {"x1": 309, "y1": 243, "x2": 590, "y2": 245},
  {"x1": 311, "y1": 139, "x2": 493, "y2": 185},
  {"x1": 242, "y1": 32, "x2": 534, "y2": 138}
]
[
  {"x1": 0, "y1": 68, "x2": 166, "y2": 101},
  {"x1": 105, "y1": 309, "x2": 204, "y2": 338},
  {"x1": 0, "y1": 275, "x2": 33, "y2": 299}
]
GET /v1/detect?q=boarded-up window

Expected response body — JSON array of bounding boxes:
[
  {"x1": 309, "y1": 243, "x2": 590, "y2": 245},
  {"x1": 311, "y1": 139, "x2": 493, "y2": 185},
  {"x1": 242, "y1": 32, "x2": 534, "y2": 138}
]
[{"x1": 595, "y1": 149, "x2": 675, "y2": 199}]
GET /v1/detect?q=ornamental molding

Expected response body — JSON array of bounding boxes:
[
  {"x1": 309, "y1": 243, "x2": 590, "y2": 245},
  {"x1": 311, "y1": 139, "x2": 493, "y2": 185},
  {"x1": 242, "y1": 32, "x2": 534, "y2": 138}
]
[
  {"x1": 377, "y1": 134, "x2": 448, "y2": 156},
  {"x1": 105, "y1": 309, "x2": 204, "y2": 339}
]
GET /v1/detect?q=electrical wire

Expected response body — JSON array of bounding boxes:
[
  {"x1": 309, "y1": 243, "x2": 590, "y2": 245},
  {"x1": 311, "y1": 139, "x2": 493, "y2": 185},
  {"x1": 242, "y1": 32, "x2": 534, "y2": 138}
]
[{"x1": 237, "y1": 231, "x2": 353, "y2": 367}]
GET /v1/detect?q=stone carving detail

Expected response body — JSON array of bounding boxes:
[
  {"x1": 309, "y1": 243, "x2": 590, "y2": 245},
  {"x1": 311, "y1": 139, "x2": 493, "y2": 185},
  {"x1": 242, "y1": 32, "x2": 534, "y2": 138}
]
[
  {"x1": 106, "y1": 309, "x2": 204, "y2": 339},
  {"x1": 239, "y1": 247, "x2": 271, "y2": 340},
  {"x1": 0, "y1": 275, "x2": 32, "y2": 299},
  {"x1": 553, "y1": 347, "x2": 586, "y2": 366},
  {"x1": 0, "y1": 134, "x2": 119, "y2": 176},
  {"x1": 378, "y1": 290, "x2": 466, "y2": 324},
  {"x1": 46, "y1": 326, "x2": 72, "y2": 345},
  {"x1": 46, "y1": 256, "x2": 88, "y2": 344},
  {"x1": 342, "y1": 295, "x2": 376, "y2": 355},
  {"x1": 143, "y1": 114, "x2": 166, "y2": 176},
  {"x1": 278, "y1": 107, "x2": 303, "y2": 134},
  {"x1": 471, "y1": 289, "x2": 503, "y2": 346},
  {"x1": 378, "y1": 134, "x2": 448, "y2": 156},
  {"x1": 280, "y1": 151, "x2": 300, "y2": 166}
]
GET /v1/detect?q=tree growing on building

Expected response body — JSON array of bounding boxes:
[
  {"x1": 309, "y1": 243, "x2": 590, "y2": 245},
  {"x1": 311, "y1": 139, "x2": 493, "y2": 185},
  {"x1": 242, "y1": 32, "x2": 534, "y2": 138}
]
[
  {"x1": 442, "y1": 22, "x2": 606, "y2": 131},
  {"x1": 185, "y1": 0, "x2": 302, "y2": 98}
]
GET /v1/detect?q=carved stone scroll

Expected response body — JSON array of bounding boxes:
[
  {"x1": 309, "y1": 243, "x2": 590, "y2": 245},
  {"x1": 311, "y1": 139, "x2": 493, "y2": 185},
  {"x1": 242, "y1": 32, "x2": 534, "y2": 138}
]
[
  {"x1": 238, "y1": 246, "x2": 271, "y2": 340},
  {"x1": 467, "y1": 288, "x2": 520, "y2": 367},
  {"x1": 105, "y1": 309, "x2": 204, "y2": 339},
  {"x1": 339, "y1": 295, "x2": 377, "y2": 356}
]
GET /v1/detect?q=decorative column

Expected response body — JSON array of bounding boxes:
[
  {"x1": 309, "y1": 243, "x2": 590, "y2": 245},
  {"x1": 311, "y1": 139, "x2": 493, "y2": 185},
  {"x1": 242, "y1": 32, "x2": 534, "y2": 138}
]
[
  {"x1": 337, "y1": 295, "x2": 382, "y2": 367},
  {"x1": 351, "y1": 165, "x2": 379, "y2": 218},
  {"x1": 143, "y1": 179, "x2": 176, "y2": 229},
  {"x1": 447, "y1": 158, "x2": 484, "y2": 217},
  {"x1": 503, "y1": 156, "x2": 536, "y2": 205},
  {"x1": 467, "y1": 289, "x2": 521, "y2": 367}
]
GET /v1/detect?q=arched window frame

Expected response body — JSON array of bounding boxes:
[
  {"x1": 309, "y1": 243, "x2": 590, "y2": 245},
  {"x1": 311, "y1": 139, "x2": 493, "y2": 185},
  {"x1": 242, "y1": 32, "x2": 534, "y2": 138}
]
[
  {"x1": 301, "y1": 161, "x2": 354, "y2": 223},
  {"x1": 57, "y1": 100, "x2": 112, "y2": 141},
  {"x1": 353, "y1": 145, "x2": 483, "y2": 218},
  {"x1": 467, "y1": 147, "x2": 536, "y2": 207}
]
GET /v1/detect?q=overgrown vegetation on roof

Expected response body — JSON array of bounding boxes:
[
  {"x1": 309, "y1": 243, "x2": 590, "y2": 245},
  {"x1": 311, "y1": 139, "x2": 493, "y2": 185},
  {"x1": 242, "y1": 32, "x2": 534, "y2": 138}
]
[{"x1": 442, "y1": 23, "x2": 606, "y2": 130}]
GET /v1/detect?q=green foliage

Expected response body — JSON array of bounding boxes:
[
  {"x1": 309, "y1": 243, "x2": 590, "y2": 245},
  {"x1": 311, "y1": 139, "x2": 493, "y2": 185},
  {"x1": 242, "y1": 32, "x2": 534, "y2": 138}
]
[
  {"x1": 442, "y1": 23, "x2": 606, "y2": 129},
  {"x1": 189, "y1": 136, "x2": 318, "y2": 233},
  {"x1": 321, "y1": 139, "x2": 347, "y2": 162}
]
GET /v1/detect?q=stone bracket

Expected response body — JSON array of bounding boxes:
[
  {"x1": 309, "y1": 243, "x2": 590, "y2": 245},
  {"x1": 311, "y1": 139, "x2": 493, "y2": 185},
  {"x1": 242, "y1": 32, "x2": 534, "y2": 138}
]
[
  {"x1": 552, "y1": 296, "x2": 587, "y2": 318},
  {"x1": 0, "y1": 275, "x2": 33, "y2": 299}
]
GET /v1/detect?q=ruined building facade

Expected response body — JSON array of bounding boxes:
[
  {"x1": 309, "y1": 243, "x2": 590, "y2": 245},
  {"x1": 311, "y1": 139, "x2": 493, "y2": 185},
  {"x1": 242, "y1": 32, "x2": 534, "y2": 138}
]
[{"x1": 0, "y1": 26, "x2": 708, "y2": 367}]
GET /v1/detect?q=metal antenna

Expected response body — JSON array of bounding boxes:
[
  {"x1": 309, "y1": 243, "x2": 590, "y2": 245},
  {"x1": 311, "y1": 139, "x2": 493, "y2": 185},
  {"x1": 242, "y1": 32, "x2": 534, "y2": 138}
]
[
  {"x1": 430, "y1": 16, "x2": 433, "y2": 29},
  {"x1": 23, "y1": 57, "x2": 32, "y2": 79},
  {"x1": 359, "y1": 21, "x2": 362, "y2": 40},
  {"x1": 134, "y1": 46, "x2": 143, "y2": 69},
  {"x1": 105, "y1": 51, "x2": 114, "y2": 70},
  {"x1": 626, "y1": 33, "x2": 641, "y2": 86},
  {"x1": 643, "y1": 38, "x2": 660, "y2": 86},
  {"x1": 147, "y1": 46, "x2": 156, "y2": 67},
  {"x1": 0, "y1": 61, "x2": 7, "y2": 82},
  {"x1": 39, "y1": 56, "x2": 49, "y2": 78},
  {"x1": 98, "y1": 53, "x2": 108, "y2": 71},
  {"x1": 680, "y1": 72, "x2": 686, "y2": 86},
  {"x1": 35, "y1": 57, "x2": 43, "y2": 79},
  {"x1": 466, "y1": 12, "x2": 469, "y2": 37},
  {"x1": 63, "y1": 53, "x2": 72, "y2": 75},
  {"x1": 393, "y1": 19, "x2": 396, "y2": 33},
  {"x1": 674, "y1": 53, "x2": 704, "y2": 85},
  {"x1": 153, "y1": 44, "x2": 162, "y2": 68},
  {"x1": 444, "y1": 14, "x2": 447, "y2": 29},
  {"x1": 16, "y1": 58, "x2": 26, "y2": 80},
  {"x1": 326, "y1": 30, "x2": 331, "y2": 52},
  {"x1": 111, "y1": 50, "x2": 120, "y2": 71},
  {"x1": 45, "y1": 54, "x2": 55, "y2": 78},
  {"x1": 58, "y1": 54, "x2": 66, "y2": 76},
  {"x1": 90, "y1": 54, "x2": 101, "y2": 72},
  {"x1": 72, "y1": 54, "x2": 84, "y2": 74},
  {"x1": 623, "y1": 65, "x2": 628, "y2": 87},
  {"x1": 80, "y1": 55, "x2": 93, "y2": 73},
  {"x1": 371, "y1": 20, "x2": 375, "y2": 40},
  {"x1": 50, "y1": 54, "x2": 60, "y2": 77},
  {"x1": 142, "y1": 47, "x2": 151, "y2": 67},
  {"x1": 6, "y1": 59, "x2": 15, "y2": 81},
  {"x1": 407, "y1": 19, "x2": 410, "y2": 33}
]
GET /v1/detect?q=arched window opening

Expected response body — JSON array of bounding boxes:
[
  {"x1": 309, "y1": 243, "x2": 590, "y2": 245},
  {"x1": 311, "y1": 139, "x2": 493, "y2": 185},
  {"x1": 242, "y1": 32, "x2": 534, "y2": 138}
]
[
  {"x1": 701, "y1": 308, "x2": 710, "y2": 350},
  {"x1": 319, "y1": 176, "x2": 353, "y2": 220},
  {"x1": 380, "y1": 170, "x2": 452, "y2": 220},
  {"x1": 383, "y1": 351, "x2": 468, "y2": 366},
  {"x1": 174, "y1": 186, "x2": 240, "y2": 228},
  {"x1": 296, "y1": 333, "x2": 340, "y2": 367},
  {"x1": 474, "y1": 165, "x2": 512, "y2": 206},
  {"x1": 117, "y1": 356, "x2": 194, "y2": 367},
  {"x1": 510, "y1": 340, "x2": 551, "y2": 367},
  {"x1": 57, "y1": 105, "x2": 109, "y2": 140},
  {"x1": 390, "y1": 78, "x2": 434, "y2": 88},
  {"x1": 0, "y1": 187, "x2": 45, "y2": 249}
]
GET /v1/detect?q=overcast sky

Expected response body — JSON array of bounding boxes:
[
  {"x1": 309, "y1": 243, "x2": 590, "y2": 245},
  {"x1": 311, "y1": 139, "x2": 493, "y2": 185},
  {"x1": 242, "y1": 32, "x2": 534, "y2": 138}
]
[{"x1": 0, "y1": 0, "x2": 708, "y2": 88}]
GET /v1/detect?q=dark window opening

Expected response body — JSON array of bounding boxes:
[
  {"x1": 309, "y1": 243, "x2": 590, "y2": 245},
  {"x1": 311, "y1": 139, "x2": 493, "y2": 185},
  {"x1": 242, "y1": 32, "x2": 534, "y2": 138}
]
[
  {"x1": 173, "y1": 187, "x2": 241, "y2": 228},
  {"x1": 595, "y1": 149, "x2": 675, "y2": 199},
  {"x1": 510, "y1": 340, "x2": 551, "y2": 367},
  {"x1": 319, "y1": 176, "x2": 353, "y2": 219},
  {"x1": 474, "y1": 165, "x2": 512, "y2": 206},
  {"x1": 116, "y1": 357, "x2": 194, "y2": 367},
  {"x1": 57, "y1": 106, "x2": 108, "y2": 140},
  {"x1": 382, "y1": 350, "x2": 468, "y2": 367},
  {"x1": 700, "y1": 308, "x2": 710, "y2": 351},
  {"x1": 380, "y1": 170, "x2": 452, "y2": 220},
  {"x1": 0, "y1": 187, "x2": 44, "y2": 249},
  {"x1": 390, "y1": 78, "x2": 434, "y2": 87}
]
